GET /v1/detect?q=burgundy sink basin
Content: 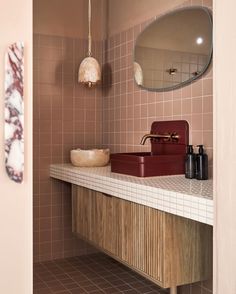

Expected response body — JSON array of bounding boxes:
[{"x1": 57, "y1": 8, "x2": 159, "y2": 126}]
[
  {"x1": 110, "y1": 120, "x2": 189, "y2": 177},
  {"x1": 110, "y1": 152, "x2": 185, "y2": 177}
]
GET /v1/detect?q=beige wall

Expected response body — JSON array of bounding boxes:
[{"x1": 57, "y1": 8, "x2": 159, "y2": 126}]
[
  {"x1": 214, "y1": 0, "x2": 236, "y2": 293},
  {"x1": 108, "y1": 0, "x2": 188, "y2": 36},
  {"x1": 0, "y1": 0, "x2": 32, "y2": 294},
  {"x1": 34, "y1": 0, "x2": 106, "y2": 39}
]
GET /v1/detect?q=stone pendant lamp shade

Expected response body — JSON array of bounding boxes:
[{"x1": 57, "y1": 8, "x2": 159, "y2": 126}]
[
  {"x1": 134, "y1": 62, "x2": 143, "y2": 86},
  {"x1": 78, "y1": 0, "x2": 101, "y2": 88}
]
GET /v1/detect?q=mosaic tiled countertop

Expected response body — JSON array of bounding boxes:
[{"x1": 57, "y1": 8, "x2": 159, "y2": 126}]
[{"x1": 50, "y1": 164, "x2": 213, "y2": 226}]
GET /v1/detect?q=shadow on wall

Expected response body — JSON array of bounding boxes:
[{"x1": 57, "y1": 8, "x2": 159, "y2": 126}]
[{"x1": 102, "y1": 62, "x2": 113, "y2": 95}]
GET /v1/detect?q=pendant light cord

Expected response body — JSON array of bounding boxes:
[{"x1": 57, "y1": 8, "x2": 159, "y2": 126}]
[{"x1": 88, "y1": 0, "x2": 92, "y2": 56}]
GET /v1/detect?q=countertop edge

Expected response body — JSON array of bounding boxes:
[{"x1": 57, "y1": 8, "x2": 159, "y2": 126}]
[{"x1": 50, "y1": 164, "x2": 213, "y2": 226}]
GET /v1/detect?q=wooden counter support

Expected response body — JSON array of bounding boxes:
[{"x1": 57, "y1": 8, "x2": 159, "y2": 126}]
[
  {"x1": 170, "y1": 287, "x2": 178, "y2": 294},
  {"x1": 72, "y1": 185, "x2": 212, "y2": 289}
]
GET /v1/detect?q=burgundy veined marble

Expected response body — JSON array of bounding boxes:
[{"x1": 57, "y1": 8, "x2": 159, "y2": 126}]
[{"x1": 4, "y1": 42, "x2": 24, "y2": 183}]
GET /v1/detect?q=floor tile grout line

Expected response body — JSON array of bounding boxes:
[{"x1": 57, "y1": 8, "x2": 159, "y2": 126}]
[{"x1": 34, "y1": 253, "x2": 171, "y2": 294}]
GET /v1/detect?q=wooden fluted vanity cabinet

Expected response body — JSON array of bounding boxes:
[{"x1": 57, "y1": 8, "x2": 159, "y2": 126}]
[{"x1": 72, "y1": 185, "x2": 212, "y2": 289}]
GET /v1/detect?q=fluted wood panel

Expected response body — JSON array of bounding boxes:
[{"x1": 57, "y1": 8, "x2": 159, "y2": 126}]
[
  {"x1": 121, "y1": 202, "x2": 162, "y2": 282},
  {"x1": 72, "y1": 185, "x2": 212, "y2": 289},
  {"x1": 131, "y1": 203, "x2": 145, "y2": 273},
  {"x1": 90, "y1": 191, "x2": 103, "y2": 248},
  {"x1": 144, "y1": 206, "x2": 163, "y2": 282},
  {"x1": 162, "y1": 212, "x2": 213, "y2": 288},
  {"x1": 110, "y1": 196, "x2": 122, "y2": 257},
  {"x1": 72, "y1": 186, "x2": 92, "y2": 239},
  {"x1": 102, "y1": 193, "x2": 114, "y2": 253}
]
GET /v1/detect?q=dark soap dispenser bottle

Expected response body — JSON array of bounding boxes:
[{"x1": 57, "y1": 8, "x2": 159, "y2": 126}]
[
  {"x1": 196, "y1": 145, "x2": 208, "y2": 180},
  {"x1": 185, "y1": 145, "x2": 196, "y2": 179}
]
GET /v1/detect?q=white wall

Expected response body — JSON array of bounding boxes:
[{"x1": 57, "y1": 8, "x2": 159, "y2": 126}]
[
  {"x1": 214, "y1": 0, "x2": 236, "y2": 293},
  {"x1": 0, "y1": 0, "x2": 32, "y2": 293}
]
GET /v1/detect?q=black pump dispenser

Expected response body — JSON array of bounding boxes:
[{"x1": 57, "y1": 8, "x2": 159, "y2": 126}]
[
  {"x1": 185, "y1": 145, "x2": 196, "y2": 179},
  {"x1": 196, "y1": 145, "x2": 208, "y2": 180}
]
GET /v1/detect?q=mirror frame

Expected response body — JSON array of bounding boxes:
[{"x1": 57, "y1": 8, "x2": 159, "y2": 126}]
[{"x1": 133, "y1": 6, "x2": 213, "y2": 92}]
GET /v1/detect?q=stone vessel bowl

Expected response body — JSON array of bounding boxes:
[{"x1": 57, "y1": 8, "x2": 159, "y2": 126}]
[{"x1": 71, "y1": 148, "x2": 110, "y2": 167}]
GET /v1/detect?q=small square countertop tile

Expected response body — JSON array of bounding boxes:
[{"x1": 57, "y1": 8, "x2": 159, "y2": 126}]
[{"x1": 50, "y1": 164, "x2": 213, "y2": 226}]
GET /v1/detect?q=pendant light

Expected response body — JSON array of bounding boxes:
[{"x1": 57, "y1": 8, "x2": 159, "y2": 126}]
[
  {"x1": 134, "y1": 62, "x2": 143, "y2": 86},
  {"x1": 78, "y1": 0, "x2": 101, "y2": 88}
]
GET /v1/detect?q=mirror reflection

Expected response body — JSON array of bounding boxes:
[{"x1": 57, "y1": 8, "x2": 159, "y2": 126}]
[{"x1": 134, "y1": 7, "x2": 212, "y2": 91}]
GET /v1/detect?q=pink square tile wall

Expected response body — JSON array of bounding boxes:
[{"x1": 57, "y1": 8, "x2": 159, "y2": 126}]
[
  {"x1": 102, "y1": 1, "x2": 213, "y2": 293},
  {"x1": 102, "y1": 2, "x2": 213, "y2": 177},
  {"x1": 33, "y1": 34, "x2": 103, "y2": 262}
]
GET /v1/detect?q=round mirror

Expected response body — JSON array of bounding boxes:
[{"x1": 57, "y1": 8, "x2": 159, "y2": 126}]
[{"x1": 134, "y1": 7, "x2": 212, "y2": 91}]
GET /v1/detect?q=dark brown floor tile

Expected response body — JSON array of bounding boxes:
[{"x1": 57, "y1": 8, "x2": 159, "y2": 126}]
[
  {"x1": 73, "y1": 279, "x2": 91, "y2": 287},
  {"x1": 102, "y1": 287, "x2": 121, "y2": 293},
  {"x1": 93, "y1": 280, "x2": 112, "y2": 288},
  {"x1": 38, "y1": 276, "x2": 56, "y2": 283},
  {"x1": 149, "y1": 290, "x2": 165, "y2": 294},
  {"x1": 89, "y1": 276, "x2": 104, "y2": 283},
  {"x1": 82, "y1": 284, "x2": 101, "y2": 292},
  {"x1": 53, "y1": 291, "x2": 70, "y2": 294},
  {"x1": 201, "y1": 289, "x2": 212, "y2": 294},
  {"x1": 122, "y1": 276, "x2": 139, "y2": 283},
  {"x1": 33, "y1": 283, "x2": 48, "y2": 289},
  {"x1": 34, "y1": 288, "x2": 53, "y2": 294},
  {"x1": 63, "y1": 282, "x2": 80, "y2": 290},
  {"x1": 55, "y1": 274, "x2": 71, "y2": 279},
  {"x1": 128, "y1": 281, "x2": 146, "y2": 289},
  {"x1": 115, "y1": 284, "x2": 133, "y2": 291},
  {"x1": 46, "y1": 280, "x2": 60, "y2": 286},
  {"x1": 70, "y1": 288, "x2": 87, "y2": 294},
  {"x1": 108, "y1": 279, "x2": 125, "y2": 286},
  {"x1": 48, "y1": 284, "x2": 66, "y2": 292},
  {"x1": 137, "y1": 286, "x2": 155, "y2": 293},
  {"x1": 33, "y1": 253, "x2": 172, "y2": 294},
  {"x1": 59, "y1": 278, "x2": 76, "y2": 285},
  {"x1": 202, "y1": 279, "x2": 213, "y2": 291}
]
